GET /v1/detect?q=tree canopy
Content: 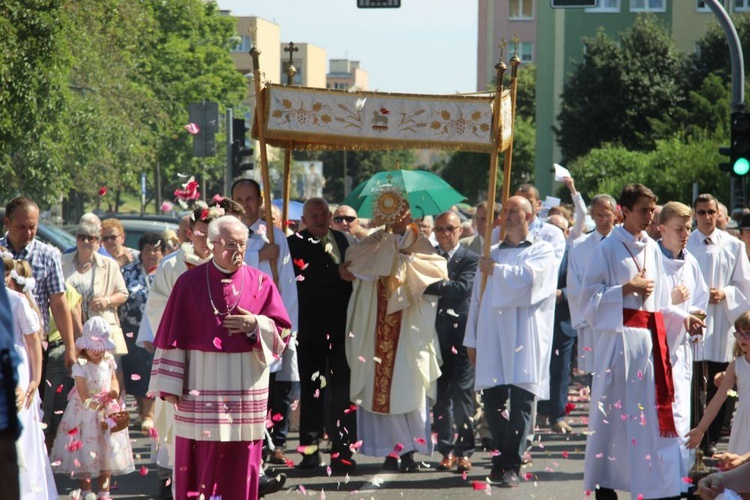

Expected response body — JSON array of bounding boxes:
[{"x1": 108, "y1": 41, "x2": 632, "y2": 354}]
[{"x1": 0, "y1": 0, "x2": 246, "y2": 210}]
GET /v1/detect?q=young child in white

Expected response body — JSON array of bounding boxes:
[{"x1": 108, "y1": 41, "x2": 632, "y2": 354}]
[
  {"x1": 50, "y1": 316, "x2": 134, "y2": 499},
  {"x1": 687, "y1": 310, "x2": 750, "y2": 455},
  {"x1": 2, "y1": 254, "x2": 58, "y2": 499}
]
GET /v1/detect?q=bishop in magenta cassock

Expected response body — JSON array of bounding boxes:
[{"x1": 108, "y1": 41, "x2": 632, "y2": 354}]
[{"x1": 149, "y1": 216, "x2": 290, "y2": 500}]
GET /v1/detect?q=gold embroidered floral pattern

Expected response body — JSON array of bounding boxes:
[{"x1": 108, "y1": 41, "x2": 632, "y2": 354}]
[
  {"x1": 271, "y1": 98, "x2": 332, "y2": 125},
  {"x1": 372, "y1": 279, "x2": 403, "y2": 413},
  {"x1": 429, "y1": 109, "x2": 491, "y2": 137}
]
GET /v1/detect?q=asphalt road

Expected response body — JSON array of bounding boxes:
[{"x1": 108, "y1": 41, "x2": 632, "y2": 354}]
[{"x1": 53, "y1": 381, "x2": 728, "y2": 499}]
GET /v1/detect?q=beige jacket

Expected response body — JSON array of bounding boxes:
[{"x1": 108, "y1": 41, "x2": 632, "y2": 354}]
[{"x1": 62, "y1": 251, "x2": 129, "y2": 353}]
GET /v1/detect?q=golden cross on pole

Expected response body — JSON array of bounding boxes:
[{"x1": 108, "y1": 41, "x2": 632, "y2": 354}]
[
  {"x1": 283, "y1": 42, "x2": 298, "y2": 85},
  {"x1": 248, "y1": 20, "x2": 257, "y2": 47},
  {"x1": 498, "y1": 36, "x2": 508, "y2": 62},
  {"x1": 511, "y1": 33, "x2": 520, "y2": 58}
]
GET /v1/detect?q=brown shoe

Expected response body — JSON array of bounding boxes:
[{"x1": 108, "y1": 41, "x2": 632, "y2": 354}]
[
  {"x1": 269, "y1": 447, "x2": 288, "y2": 465},
  {"x1": 457, "y1": 456, "x2": 472, "y2": 472},
  {"x1": 437, "y1": 453, "x2": 458, "y2": 470}
]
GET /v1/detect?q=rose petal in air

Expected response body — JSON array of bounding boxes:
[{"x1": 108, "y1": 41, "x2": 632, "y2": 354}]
[{"x1": 212, "y1": 337, "x2": 222, "y2": 350}]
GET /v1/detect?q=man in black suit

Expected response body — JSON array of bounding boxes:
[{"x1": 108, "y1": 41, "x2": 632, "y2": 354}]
[
  {"x1": 425, "y1": 211, "x2": 479, "y2": 472},
  {"x1": 288, "y1": 198, "x2": 357, "y2": 472}
]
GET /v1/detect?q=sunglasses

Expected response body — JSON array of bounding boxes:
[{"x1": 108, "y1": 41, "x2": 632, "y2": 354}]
[
  {"x1": 333, "y1": 216, "x2": 357, "y2": 223},
  {"x1": 101, "y1": 235, "x2": 120, "y2": 242},
  {"x1": 434, "y1": 225, "x2": 459, "y2": 233},
  {"x1": 696, "y1": 209, "x2": 717, "y2": 216},
  {"x1": 735, "y1": 330, "x2": 750, "y2": 340},
  {"x1": 76, "y1": 234, "x2": 99, "y2": 243}
]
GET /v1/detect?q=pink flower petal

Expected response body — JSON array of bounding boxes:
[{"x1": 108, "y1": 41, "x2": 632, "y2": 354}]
[{"x1": 213, "y1": 337, "x2": 222, "y2": 350}]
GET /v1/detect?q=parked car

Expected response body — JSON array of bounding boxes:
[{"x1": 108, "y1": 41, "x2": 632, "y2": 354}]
[
  {"x1": 35, "y1": 223, "x2": 78, "y2": 252},
  {"x1": 102, "y1": 218, "x2": 179, "y2": 249}
]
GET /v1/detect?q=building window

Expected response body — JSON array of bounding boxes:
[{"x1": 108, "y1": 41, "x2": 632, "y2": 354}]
[
  {"x1": 737, "y1": 0, "x2": 750, "y2": 12},
  {"x1": 231, "y1": 35, "x2": 251, "y2": 53},
  {"x1": 519, "y1": 42, "x2": 533, "y2": 63},
  {"x1": 586, "y1": 0, "x2": 620, "y2": 12},
  {"x1": 630, "y1": 0, "x2": 665, "y2": 12},
  {"x1": 509, "y1": 0, "x2": 533, "y2": 20},
  {"x1": 697, "y1": 0, "x2": 710, "y2": 11}
]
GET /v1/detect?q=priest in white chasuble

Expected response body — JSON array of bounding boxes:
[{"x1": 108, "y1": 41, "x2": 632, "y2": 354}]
[
  {"x1": 344, "y1": 187, "x2": 447, "y2": 472},
  {"x1": 464, "y1": 195, "x2": 557, "y2": 488},
  {"x1": 581, "y1": 184, "x2": 704, "y2": 500}
]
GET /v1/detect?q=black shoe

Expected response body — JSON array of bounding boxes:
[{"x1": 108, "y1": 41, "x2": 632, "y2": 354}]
[
  {"x1": 330, "y1": 456, "x2": 357, "y2": 472},
  {"x1": 481, "y1": 437, "x2": 493, "y2": 451},
  {"x1": 259, "y1": 473, "x2": 287, "y2": 498},
  {"x1": 382, "y1": 456, "x2": 399, "y2": 471},
  {"x1": 399, "y1": 452, "x2": 420, "y2": 473},
  {"x1": 501, "y1": 469, "x2": 519, "y2": 488},
  {"x1": 159, "y1": 477, "x2": 173, "y2": 499},
  {"x1": 298, "y1": 451, "x2": 322, "y2": 469},
  {"x1": 594, "y1": 486, "x2": 618, "y2": 500}
]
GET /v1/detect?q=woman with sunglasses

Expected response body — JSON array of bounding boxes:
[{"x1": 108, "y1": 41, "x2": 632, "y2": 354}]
[
  {"x1": 62, "y1": 217, "x2": 128, "y2": 347},
  {"x1": 101, "y1": 218, "x2": 140, "y2": 269}
]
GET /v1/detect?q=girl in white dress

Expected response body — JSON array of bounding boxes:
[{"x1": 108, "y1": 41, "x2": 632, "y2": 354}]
[
  {"x1": 686, "y1": 310, "x2": 750, "y2": 455},
  {"x1": 50, "y1": 317, "x2": 134, "y2": 499},
  {"x1": 2, "y1": 255, "x2": 58, "y2": 499}
]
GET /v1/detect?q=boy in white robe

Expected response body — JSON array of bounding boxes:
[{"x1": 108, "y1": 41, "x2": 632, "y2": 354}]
[
  {"x1": 582, "y1": 184, "x2": 704, "y2": 500},
  {"x1": 657, "y1": 202, "x2": 709, "y2": 494}
]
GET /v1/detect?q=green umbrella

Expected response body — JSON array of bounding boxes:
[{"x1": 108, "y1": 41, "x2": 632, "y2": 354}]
[{"x1": 342, "y1": 170, "x2": 466, "y2": 218}]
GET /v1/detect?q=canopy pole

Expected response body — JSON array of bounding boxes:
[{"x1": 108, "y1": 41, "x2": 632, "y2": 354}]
[
  {"x1": 500, "y1": 40, "x2": 522, "y2": 233},
  {"x1": 249, "y1": 27, "x2": 279, "y2": 284},
  {"x1": 282, "y1": 42, "x2": 299, "y2": 229},
  {"x1": 479, "y1": 39, "x2": 509, "y2": 297}
]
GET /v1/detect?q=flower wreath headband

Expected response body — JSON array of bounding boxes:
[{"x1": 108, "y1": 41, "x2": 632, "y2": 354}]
[{"x1": 10, "y1": 268, "x2": 36, "y2": 293}]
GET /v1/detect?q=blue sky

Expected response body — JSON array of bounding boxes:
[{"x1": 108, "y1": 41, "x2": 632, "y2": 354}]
[{"x1": 217, "y1": 0, "x2": 478, "y2": 95}]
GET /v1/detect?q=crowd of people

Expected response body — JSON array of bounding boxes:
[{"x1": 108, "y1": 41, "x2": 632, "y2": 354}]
[{"x1": 0, "y1": 175, "x2": 749, "y2": 500}]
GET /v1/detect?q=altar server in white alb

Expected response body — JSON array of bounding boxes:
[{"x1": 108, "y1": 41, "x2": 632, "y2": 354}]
[
  {"x1": 656, "y1": 201, "x2": 709, "y2": 495},
  {"x1": 566, "y1": 193, "x2": 617, "y2": 375},
  {"x1": 464, "y1": 195, "x2": 557, "y2": 488},
  {"x1": 581, "y1": 184, "x2": 705, "y2": 500},
  {"x1": 686, "y1": 193, "x2": 750, "y2": 453}
]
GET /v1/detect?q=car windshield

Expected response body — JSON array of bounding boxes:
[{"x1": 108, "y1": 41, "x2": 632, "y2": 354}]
[{"x1": 38, "y1": 223, "x2": 76, "y2": 249}]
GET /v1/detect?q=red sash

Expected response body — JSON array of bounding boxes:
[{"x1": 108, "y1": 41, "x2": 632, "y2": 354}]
[{"x1": 622, "y1": 308, "x2": 678, "y2": 438}]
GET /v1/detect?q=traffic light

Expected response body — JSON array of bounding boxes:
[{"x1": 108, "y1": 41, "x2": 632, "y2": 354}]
[
  {"x1": 731, "y1": 111, "x2": 750, "y2": 176},
  {"x1": 188, "y1": 102, "x2": 218, "y2": 157},
  {"x1": 232, "y1": 118, "x2": 254, "y2": 177},
  {"x1": 550, "y1": 0, "x2": 596, "y2": 7},
  {"x1": 357, "y1": 0, "x2": 400, "y2": 7}
]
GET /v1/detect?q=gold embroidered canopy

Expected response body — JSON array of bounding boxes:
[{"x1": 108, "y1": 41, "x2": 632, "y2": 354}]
[{"x1": 254, "y1": 84, "x2": 513, "y2": 153}]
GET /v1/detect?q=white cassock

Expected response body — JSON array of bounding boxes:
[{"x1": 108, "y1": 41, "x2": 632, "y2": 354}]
[
  {"x1": 137, "y1": 246, "x2": 211, "y2": 469},
  {"x1": 567, "y1": 230, "x2": 610, "y2": 374},
  {"x1": 492, "y1": 217, "x2": 565, "y2": 270},
  {"x1": 582, "y1": 226, "x2": 689, "y2": 499},
  {"x1": 686, "y1": 229, "x2": 750, "y2": 362},
  {"x1": 245, "y1": 219, "x2": 299, "y2": 382},
  {"x1": 464, "y1": 239, "x2": 557, "y2": 398},
  {"x1": 660, "y1": 245, "x2": 709, "y2": 493}
]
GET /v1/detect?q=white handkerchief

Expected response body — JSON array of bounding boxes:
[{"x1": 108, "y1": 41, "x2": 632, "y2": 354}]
[
  {"x1": 554, "y1": 163, "x2": 571, "y2": 181},
  {"x1": 543, "y1": 196, "x2": 561, "y2": 210}
]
